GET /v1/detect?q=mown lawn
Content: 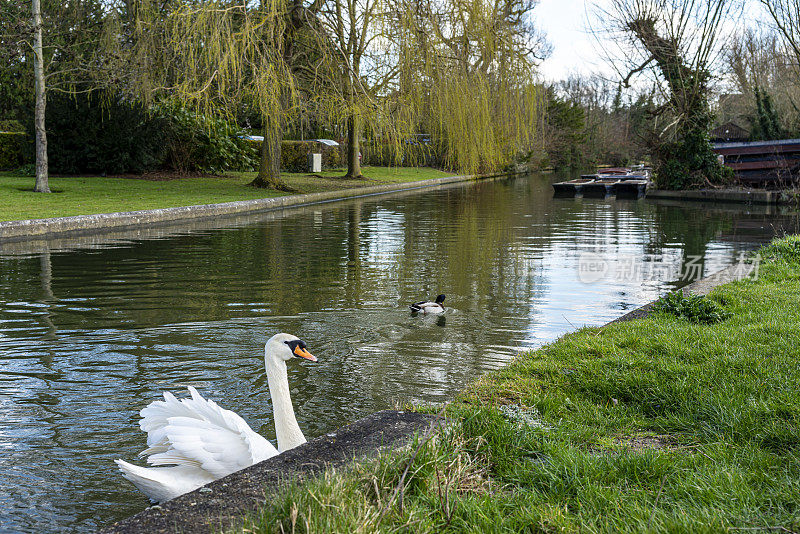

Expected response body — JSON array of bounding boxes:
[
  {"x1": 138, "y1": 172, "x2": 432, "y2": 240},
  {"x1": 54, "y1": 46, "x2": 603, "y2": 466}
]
[
  {"x1": 0, "y1": 166, "x2": 452, "y2": 222},
  {"x1": 236, "y1": 236, "x2": 800, "y2": 533}
]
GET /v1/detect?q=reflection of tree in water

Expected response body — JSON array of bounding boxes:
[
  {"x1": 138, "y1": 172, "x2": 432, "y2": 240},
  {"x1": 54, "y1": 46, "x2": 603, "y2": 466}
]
[
  {"x1": 0, "y1": 184, "x2": 795, "y2": 400},
  {"x1": 344, "y1": 204, "x2": 362, "y2": 307},
  {"x1": 546, "y1": 195, "x2": 791, "y2": 284},
  {"x1": 34, "y1": 248, "x2": 58, "y2": 368},
  {"x1": 382, "y1": 180, "x2": 550, "y2": 390},
  {"x1": 646, "y1": 205, "x2": 728, "y2": 277},
  {"x1": 38, "y1": 248, "x2": 57, "y2": 340},
  {"x1": 643, "y1": 204, "x2": 799, "y2": 281},
  {"x1": 0, "y1": 183, "x2": 792, "y2": 361}
]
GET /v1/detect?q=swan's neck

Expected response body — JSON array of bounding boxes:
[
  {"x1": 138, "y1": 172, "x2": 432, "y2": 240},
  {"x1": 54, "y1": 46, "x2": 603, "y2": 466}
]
[{"x1": 265, "y1": 351, "x2": 306, "y2": 452}]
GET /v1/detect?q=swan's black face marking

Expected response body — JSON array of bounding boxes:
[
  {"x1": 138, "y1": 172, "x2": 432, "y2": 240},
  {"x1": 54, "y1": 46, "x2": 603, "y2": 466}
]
[
  {"x1": 284, "y1": 339, "x2": 317, "y2": 362},
  {"x1": 435, "y1": 294, "x2": 446, "y2": 304}
]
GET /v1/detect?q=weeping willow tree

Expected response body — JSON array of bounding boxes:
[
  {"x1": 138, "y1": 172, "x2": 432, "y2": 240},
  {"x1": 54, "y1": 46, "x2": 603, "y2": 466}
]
[
  {"x1": 314, "y1": 0, "x2": 398, "y2": 178},
  {"x1": 103, "y1": 0, "x2": 545, "y2": 186},
  {"x1": 295, "y1": 0, "x2": 547, "y2": 178},
  {"x1": 388, "y1": 0, "x2": 547, "y2": 174},
  {"x1": 102, "y1": 0, "x2": 321, "y2": 189}
]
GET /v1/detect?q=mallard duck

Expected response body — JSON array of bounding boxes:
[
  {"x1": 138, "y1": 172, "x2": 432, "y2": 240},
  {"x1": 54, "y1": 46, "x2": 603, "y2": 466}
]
[
  {"x1": 410, "y1": 294, "x2": 446, "y2": 314},
  {"x1": 115, "y1": 333, "x2": 317, "y2": 503}
]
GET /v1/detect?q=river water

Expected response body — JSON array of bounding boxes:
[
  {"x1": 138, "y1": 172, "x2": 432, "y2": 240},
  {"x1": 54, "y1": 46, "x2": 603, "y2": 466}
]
[{"x1": 0, "y1": 173, "x2": 797, "y2": 532}]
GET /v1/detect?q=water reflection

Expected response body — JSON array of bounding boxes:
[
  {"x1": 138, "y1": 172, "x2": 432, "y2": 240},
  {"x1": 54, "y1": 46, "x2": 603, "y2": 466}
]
[{"x1": 0, "y1": 173, "x2": 797, "y2": 532}]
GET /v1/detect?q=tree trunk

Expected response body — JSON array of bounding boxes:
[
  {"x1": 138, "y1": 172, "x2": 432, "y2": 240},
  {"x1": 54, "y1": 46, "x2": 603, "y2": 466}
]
[
  {"x1": 250, "y1": 107, "x2": 289, "y2": 190},
  {"x1": 345, "y1": 113, "x2": 362, "y2": 178},
  {"x1": 344, "y1": 75, "x2": 362, "y2": 179},
  {"x1": 32, "y1": 0, "x2": 50, "y2": 193}
]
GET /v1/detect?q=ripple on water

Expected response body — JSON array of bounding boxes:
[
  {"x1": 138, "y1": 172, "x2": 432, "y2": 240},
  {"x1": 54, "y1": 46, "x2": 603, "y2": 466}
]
[{"x1": 0, "y1": 174, "x2": 796, "y2": 532}]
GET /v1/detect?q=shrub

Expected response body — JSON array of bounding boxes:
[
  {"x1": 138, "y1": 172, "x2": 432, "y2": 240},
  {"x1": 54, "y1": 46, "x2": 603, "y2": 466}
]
[
  {"x1": 0, "y1": 132, "x2": 28, "y2": 170},
  {"x1": 158, "y1": 105, "x2": 257, "y2": 174},
  {"x1": 361, "y1": 142, "x2": 438, "y2": 167},
  {"x1": 285, "y1": 140, "x2": 343, "y2": 171},
  {"x1": 652, "y1": 124, "x2": 734, "y2": 190},
  {"x1": 20, "y1": 93, "x2": 257, "y2": 175},
  {"x1": 0, "y1": 119, "x2": 24, "y2": 133},
  {"x1": 29, "y1": 91, "x2": 169, "y2": 175},
  {"x1": 652, "y1": 291, "x2": 731, "y2": 324},
  {"x1": 16, "y1": 163, "x2": 35, "y2": 176}
]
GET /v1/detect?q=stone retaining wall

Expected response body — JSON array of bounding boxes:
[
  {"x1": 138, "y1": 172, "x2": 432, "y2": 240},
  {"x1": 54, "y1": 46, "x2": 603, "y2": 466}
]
[
  {"x1": 0, "y1": 173, "x2": 510, "y2": 242},
  {"x1": 646, "y1": 188, "x2": 793, "y2": 205}
]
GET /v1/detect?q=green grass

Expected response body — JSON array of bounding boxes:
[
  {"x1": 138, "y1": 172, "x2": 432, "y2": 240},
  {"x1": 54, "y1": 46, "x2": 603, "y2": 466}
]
[
  {"x1": 236, "y1": 235, "x2": 800, "y2": 534},
  {"x1": 0, "y1": 166, "x2": 452, "y2": 222}
]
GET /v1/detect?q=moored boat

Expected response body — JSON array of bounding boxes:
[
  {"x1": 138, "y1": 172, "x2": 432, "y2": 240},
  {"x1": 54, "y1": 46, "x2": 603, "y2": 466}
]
[
  {"x1": 582, "y1": 179, "x2": 621, "y2": 197},
  {"x1": 552, "y1": 178, "x2": 595, "y2": 197},
  {"x1": 596, "y1": 167, "x2": 629, "y2": 178},
  {"x1": 615, "y1": 179, "x2": 649, "y2": 198}
]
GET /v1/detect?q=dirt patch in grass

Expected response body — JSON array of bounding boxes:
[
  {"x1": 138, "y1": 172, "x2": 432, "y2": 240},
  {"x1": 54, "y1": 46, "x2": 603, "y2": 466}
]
[{"x1": 614, "y1": 434, "x2": 679, "y2": 452}]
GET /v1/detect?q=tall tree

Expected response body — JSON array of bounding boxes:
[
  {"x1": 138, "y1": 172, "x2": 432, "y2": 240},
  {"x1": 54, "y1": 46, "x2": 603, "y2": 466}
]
[
  {"x1": 109, "y1": 0, "x2": 547, "y2": 183},
  {"x1": 761, "y1": 0, "x2": 800, "y2": 66},
  {"x1": 597, "y1": 0, "x2": 734, "y2": 188},
  {"x1": 253, "y1": 0, "x2": 329, "y2": 188},
  {"x1": 1, "y1": 0, "x2": 107, "y2": 192},
  {"x1": 392, "y1": 0, "x2": 548, "y2": 173},
  {"x1": 315, "y1": 0, "x2": 401, "y2": 178},
  {"x1": 32, "y1": 0, "x2": 49, "y2": 192},
  {"x1": 105, "y1": 0, "x2": 327, "y2": 189},
  {"x1": 726, "y1": 29, "x2": 800, "y2": 137}
]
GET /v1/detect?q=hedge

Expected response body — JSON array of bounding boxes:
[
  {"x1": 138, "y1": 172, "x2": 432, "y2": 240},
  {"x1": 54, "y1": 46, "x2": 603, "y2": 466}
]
[
  {"x1": 361, "y1": 142, "x2": 438, "y2": 167},
  {"x1": 0, "y1": 132, "x2": 28, "y2": 170}
]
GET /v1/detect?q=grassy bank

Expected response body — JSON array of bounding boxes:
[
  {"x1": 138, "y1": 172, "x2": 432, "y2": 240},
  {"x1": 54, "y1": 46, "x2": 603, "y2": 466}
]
[
  {"x1": 237, "y1": 236, "x2": 800, "y2": 533},
  {"x1": 0, "y1": 167, "x2": 451, "y2": 222}
]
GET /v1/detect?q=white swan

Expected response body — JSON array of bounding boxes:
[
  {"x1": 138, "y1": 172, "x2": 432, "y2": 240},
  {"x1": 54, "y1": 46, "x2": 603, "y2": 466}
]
[
  {"x1": 115, "y1": 333, "x2": 317, "y2": 503},
  {"x1": 410, "y1": 294, "x2": 446, "y2": 314}
]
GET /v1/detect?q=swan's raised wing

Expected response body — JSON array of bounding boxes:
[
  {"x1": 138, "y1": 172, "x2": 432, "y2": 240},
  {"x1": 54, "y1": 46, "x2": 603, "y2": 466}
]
[{"x1": 137, "y1": 386, "x2": 278, "y2": 479}]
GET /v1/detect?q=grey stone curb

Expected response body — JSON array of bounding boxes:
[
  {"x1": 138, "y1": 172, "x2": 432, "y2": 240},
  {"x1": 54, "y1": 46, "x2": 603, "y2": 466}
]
[
  {"x1": 0, "y1": 172, "x2": 511, "y2": 242},
  {"x1": 100, "y1": 410, "x2": 441, "y2": 534}
]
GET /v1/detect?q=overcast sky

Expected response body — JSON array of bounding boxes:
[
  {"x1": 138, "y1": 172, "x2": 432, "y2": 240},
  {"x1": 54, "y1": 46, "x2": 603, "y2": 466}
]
[
  {"x1": 536, "y1": 0, "x2": 612, "y2": 81},
  {"x1": 536, "y1": 0, "x2": 772, "y2": 83}
]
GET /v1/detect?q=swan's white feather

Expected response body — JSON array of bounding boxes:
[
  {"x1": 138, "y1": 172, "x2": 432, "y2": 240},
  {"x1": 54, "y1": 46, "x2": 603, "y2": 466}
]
[
  {"x1": 117, "y1": 386, "x2": 278, "y2": 501},
  {"x1": 117, "y1": 333, "x2": 312, "y2": 503},
  {"x1": 115, "y1": 460, "x2": 215, "y2": 504}
]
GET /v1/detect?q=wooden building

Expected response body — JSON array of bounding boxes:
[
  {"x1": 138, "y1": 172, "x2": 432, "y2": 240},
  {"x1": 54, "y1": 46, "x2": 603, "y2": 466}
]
[{"x1": 713, "y1": 138, "x2": 800, "y2": 187}]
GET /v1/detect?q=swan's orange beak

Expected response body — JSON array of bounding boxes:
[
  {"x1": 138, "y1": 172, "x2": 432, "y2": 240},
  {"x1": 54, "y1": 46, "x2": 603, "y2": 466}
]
[{"x1": 293, "y1": 345, "x2": 317, "y2": 362}]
